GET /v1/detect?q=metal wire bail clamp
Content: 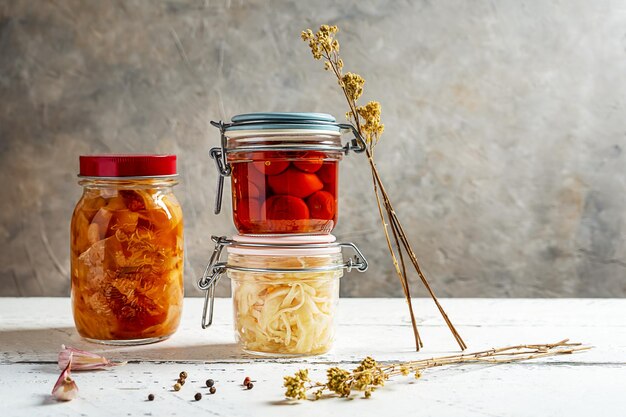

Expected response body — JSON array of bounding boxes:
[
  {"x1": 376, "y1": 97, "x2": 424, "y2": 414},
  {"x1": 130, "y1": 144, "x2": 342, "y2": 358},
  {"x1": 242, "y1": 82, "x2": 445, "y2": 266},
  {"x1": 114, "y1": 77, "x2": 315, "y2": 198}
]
[{"x1": 198, "y1": 236, "x2": 229, "y2": 329}]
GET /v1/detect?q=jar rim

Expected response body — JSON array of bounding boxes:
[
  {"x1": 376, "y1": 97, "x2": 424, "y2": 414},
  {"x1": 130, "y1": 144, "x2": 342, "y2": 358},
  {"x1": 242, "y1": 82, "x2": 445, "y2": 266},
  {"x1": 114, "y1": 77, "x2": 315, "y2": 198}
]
[
  {"x1": 227, "y1": 268, "x2": 343, "y2": 281},
  {"x1": 224, "y1": 130, "x2": 343, "y2": 155},
  {"x1": 78, "y1": 176, "x2": 179, "y2": 188},
  {"x1": 227, "y1": 234, "x2": 341, "y2": 256},
  {"x1": 78, "y1": 174, "x2": 179, "y2": 180}
]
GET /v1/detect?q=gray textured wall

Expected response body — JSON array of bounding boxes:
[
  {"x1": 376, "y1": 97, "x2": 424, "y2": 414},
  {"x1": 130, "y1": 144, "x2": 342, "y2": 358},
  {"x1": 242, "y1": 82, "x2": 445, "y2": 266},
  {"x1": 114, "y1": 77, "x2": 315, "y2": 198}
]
[{"x1": 1, "y1": 0, "x2": 625, "y2": 298}]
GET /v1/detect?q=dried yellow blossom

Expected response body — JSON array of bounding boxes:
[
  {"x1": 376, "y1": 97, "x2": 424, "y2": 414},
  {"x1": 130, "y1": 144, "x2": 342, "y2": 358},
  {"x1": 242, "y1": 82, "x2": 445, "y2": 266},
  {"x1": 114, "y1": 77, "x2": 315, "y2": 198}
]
[
  {"x1": 351, "y1": 357, "x2": 386, "y2": 394},
  {"x1": 313, "y1": 389, "x2": 323, "y2": 400},
  {"x1": 326, "y1": 367, "x2": 351, "y2": 397},
  {"x1": 357, "y1": 101, "x2": 385, "y2": 142},
  {"x1": 342, "y1": 72, "x2": 365, "y2": 101},
  {"x1": 283, "y1": 369, "x2": 310, "y2": 400},
  {"x1": 356, "y1": 356, "x2": 377, "y2": 370},
  {"x1": 300, "y1": 29, "x2": 314, "y2": 41},
  {"x1": 302, "y1": 25, "x2": 340, "y2": 61}
]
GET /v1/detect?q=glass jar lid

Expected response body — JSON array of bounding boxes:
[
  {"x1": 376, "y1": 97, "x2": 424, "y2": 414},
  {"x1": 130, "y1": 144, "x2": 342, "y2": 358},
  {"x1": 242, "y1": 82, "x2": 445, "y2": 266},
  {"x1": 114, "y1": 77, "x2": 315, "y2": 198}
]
[
  {"x1": 225, "y1": 112, "x2": 341, "y2": 134},
  {"x1": 79, "y1": 154, "x2": 177, "y2": 178}
]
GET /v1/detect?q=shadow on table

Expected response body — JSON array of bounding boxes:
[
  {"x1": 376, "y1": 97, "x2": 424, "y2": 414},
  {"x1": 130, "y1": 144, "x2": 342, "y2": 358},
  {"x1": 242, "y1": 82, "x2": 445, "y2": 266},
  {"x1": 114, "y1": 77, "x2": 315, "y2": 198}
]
[{"x1": 0, "y1": 327, "x2": 247, "y2": 363}]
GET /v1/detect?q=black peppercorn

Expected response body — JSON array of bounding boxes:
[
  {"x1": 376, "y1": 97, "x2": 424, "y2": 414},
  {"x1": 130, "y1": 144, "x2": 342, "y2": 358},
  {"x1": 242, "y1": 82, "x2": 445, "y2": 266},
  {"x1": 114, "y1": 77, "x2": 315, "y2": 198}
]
[
  {"x1": 194, "y1": 392, "x2": 202, "y2": 401},
  {"x1": 209, "y1": 386, "x2": 216, "y2": 394},
  {"x1": 206, "y1": 379, "x2": 214, "y2": 388},
  {"x1": 246, "y1": 382, "x2": 254, "y2": 390},
  {"x1": 147, "y1": 394, "x2": 155, "y2": 401}
]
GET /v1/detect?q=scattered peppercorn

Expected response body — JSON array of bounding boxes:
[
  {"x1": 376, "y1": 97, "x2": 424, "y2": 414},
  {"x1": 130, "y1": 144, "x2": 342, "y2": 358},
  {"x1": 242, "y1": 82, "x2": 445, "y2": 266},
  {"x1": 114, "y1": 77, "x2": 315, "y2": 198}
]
[
  {"x1": 243, "y1": 376, "x2": 251, "y2": 385},
  {"x1": 147, "y1": 394, "x2": 155, "y2": 401},
  {"x1": 246, "y1": 382, "x2": 254, "y2": 390},
  {"x1": 206, "y1": 379, "x2": 214, "y2": 388},
  {"x1": 177, "y1": 378, "x2": 186, "y2": 386},
  {"x1": 173, "y1": 383, "x2": 182, "y2": 391},
  {"x1": 179, "y1": 371, "x2": 188, "y2": 379},
  {"x1": 209, "y1": 386, "x2": 216, "y2": 394},
  {"x1": 194, "y1": 392, "x2": 202, "y2": 401}
]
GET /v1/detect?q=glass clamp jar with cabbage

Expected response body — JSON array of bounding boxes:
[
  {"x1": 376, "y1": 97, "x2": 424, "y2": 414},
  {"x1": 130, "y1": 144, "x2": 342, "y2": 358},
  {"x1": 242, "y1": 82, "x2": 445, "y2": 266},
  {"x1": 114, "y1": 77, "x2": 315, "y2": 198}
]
[{"x1": 198, "y1": 235, "x2": 368, "y2": 356}]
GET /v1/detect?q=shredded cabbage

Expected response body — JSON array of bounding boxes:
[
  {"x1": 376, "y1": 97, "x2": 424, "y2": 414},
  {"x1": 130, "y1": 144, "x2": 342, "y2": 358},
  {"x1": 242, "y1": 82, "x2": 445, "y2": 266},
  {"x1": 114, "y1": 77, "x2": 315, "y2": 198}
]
[{"x1": 229, "y1": 255, "x2": 341, "y2": 356}]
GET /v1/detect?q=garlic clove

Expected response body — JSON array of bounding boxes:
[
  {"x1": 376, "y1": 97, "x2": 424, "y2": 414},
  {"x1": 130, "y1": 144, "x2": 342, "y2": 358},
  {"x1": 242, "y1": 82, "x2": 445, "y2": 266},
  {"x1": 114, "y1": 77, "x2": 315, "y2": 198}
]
[
  {"x1": 52, "y1": 353, "x2": 79, "y2": 401},
  {"x1": 58, "y1": 344, "x2": 125, "y2": 371}
]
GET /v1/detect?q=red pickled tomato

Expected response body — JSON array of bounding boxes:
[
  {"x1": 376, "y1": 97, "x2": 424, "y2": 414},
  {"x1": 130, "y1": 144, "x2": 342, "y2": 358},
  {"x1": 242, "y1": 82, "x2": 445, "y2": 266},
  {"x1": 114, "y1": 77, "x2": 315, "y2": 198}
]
[
  {"x1": 294, "y1": 151, "x2": 325, "y2": 173},
  {"x1": 235, "y1": 198, "x2": 262, "y2": 227},
  {"x1": 317, "y1": 163, "x2": 337, "y2": 196},
  {"x1": 233, "y1": 163, "x2": 265, "y2": 199},
  {"x1": 246, "y1": 162, "x2": 267, "y2": 187},
  {"x1": 267, "y1": 168, "x2": 323, "y2": 199},
  {"x1": 263, "y1": 195, "x2": 310, "y2": 220},
  {"x1": 252, "y1": 156, "x2": 289, "y2": 176},
  {"x1": 322, "y1": 179, "x2": 336, "y2": 196},
  {"x1": 316, "y1": 162, "x2": 336, "y2": 185},
  {"x1": 306, "y1": 191, "x2": 335, "y2": 220},
  {"x1": 243, "y1": 164, "x2": 265, "y2": 198},
  {"x1": 244, "y1": 182, "x2": 260, "y2": 199}
]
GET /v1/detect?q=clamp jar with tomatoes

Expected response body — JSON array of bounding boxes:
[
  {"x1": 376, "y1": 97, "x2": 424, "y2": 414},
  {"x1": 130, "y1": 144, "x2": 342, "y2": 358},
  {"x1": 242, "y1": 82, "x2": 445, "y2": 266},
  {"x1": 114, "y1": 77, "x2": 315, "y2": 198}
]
[
  {"x1": 70, "y1": 155, "x2": 184, "y2": 345},
  {"x1": 210, "y1": 113, "x2": 365, "y2": 235}
]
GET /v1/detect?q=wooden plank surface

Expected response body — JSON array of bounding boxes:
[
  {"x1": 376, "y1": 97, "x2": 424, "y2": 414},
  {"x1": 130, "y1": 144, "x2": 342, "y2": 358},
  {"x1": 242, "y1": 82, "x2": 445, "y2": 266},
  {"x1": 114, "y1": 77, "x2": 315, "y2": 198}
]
[{"x1": 0, "y1": 298, "x2": 624, "y2": 416}]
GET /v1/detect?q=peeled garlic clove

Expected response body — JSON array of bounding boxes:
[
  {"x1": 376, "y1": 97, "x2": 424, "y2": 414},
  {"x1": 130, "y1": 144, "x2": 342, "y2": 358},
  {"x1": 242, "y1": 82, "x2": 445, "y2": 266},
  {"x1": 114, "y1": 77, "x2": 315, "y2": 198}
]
[
  {"x1": 58, "y1": 345, "x2": 125, "y2": 371},
  {"x1": 52, "y1": 354, "x2": 78, "y2": 401}
]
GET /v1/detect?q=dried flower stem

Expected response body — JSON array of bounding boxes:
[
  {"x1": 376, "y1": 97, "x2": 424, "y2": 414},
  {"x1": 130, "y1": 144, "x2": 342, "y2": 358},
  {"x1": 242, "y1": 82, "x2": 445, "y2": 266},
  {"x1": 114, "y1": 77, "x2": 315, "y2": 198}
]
[
  {"x1": 283, "y1": 339, "x2": 590, "y2": 400},
  {"x1": 302, "y1": 25, "x2": 465, "y2": 351}
]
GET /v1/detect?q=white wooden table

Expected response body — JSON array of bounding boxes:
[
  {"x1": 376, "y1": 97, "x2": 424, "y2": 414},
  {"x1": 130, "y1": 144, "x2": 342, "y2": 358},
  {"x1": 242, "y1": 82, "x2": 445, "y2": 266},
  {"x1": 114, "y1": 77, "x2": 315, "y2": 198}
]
[{"x1": 0, "y1": 298, "x2": 624, "y2": 417}]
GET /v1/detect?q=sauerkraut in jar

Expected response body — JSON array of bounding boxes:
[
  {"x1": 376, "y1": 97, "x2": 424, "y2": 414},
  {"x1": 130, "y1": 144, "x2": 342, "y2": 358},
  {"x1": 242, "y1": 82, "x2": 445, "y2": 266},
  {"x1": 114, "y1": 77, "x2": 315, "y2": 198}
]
[
  {"x1": 198, "y1": 235, "x2": 367, "y2": 356},
  {"x1": 71, "y1": 155, "x2": 183, "y2": 345},
  {"x1": 230, "y1": 252, "x2": 342, "y2": 356}
]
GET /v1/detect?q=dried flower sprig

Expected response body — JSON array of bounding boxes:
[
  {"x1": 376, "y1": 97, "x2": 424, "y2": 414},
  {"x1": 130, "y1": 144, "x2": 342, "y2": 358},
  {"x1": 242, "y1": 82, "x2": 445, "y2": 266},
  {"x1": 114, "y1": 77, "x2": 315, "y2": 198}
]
[
  {"x1": 284, "y1": 339, "x2": 590, "y2": 400},
  {"x1": 302, "y1": 25, "x2": 465, "y2": 351}
]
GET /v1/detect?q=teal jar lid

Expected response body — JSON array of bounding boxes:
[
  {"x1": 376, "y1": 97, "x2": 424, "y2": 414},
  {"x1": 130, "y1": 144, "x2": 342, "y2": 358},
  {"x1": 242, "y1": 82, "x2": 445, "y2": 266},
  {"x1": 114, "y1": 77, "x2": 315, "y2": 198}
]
[{"x1": 226, "y1": 112, "x2": 340, "y2": 132}]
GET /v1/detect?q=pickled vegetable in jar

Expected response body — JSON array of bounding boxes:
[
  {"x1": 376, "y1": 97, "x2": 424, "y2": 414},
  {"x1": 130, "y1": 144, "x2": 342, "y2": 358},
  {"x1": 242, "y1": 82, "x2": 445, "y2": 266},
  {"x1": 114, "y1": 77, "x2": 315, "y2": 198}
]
[
  {"x1": 210, "y1": 113, "x2": 366, "y2": 235},
  {"x1": 71, "y1": 155, "x2": 183, "y2": 345},
  {"x1": 198, "y1": 235, "x2": 368, "y2": 356}
]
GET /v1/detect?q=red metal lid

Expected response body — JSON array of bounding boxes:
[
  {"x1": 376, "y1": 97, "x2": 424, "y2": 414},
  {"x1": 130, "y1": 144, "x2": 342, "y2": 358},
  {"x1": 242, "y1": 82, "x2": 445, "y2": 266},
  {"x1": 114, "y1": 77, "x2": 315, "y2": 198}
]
[{"x1": 79, "y1": 154, "x2": 177, "y2": 177}]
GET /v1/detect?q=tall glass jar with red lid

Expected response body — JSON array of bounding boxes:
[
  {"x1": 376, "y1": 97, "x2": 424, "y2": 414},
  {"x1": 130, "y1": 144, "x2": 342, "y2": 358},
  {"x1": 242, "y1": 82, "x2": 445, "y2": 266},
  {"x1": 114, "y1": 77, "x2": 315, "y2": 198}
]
[
  {"x1": 210, "y1": 113, "x2": 365, "y2": 235},
  {"x1": 71, "y1": 155, "x2": 184, "y2": 345}
]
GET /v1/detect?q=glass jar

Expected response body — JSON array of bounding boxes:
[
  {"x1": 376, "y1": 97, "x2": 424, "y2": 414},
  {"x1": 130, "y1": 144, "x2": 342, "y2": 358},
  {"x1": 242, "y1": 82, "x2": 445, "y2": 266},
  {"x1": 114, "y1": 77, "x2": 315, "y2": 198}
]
[
  {"x1": 71, "y1": 155, "x2": 184, "y2": 345},
  {"x1": 210, "y1": 113, "x2": 365, "y2": 235},
  {"x1": 198, "y1": 235, "x2": 368, "y2": 356}
]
